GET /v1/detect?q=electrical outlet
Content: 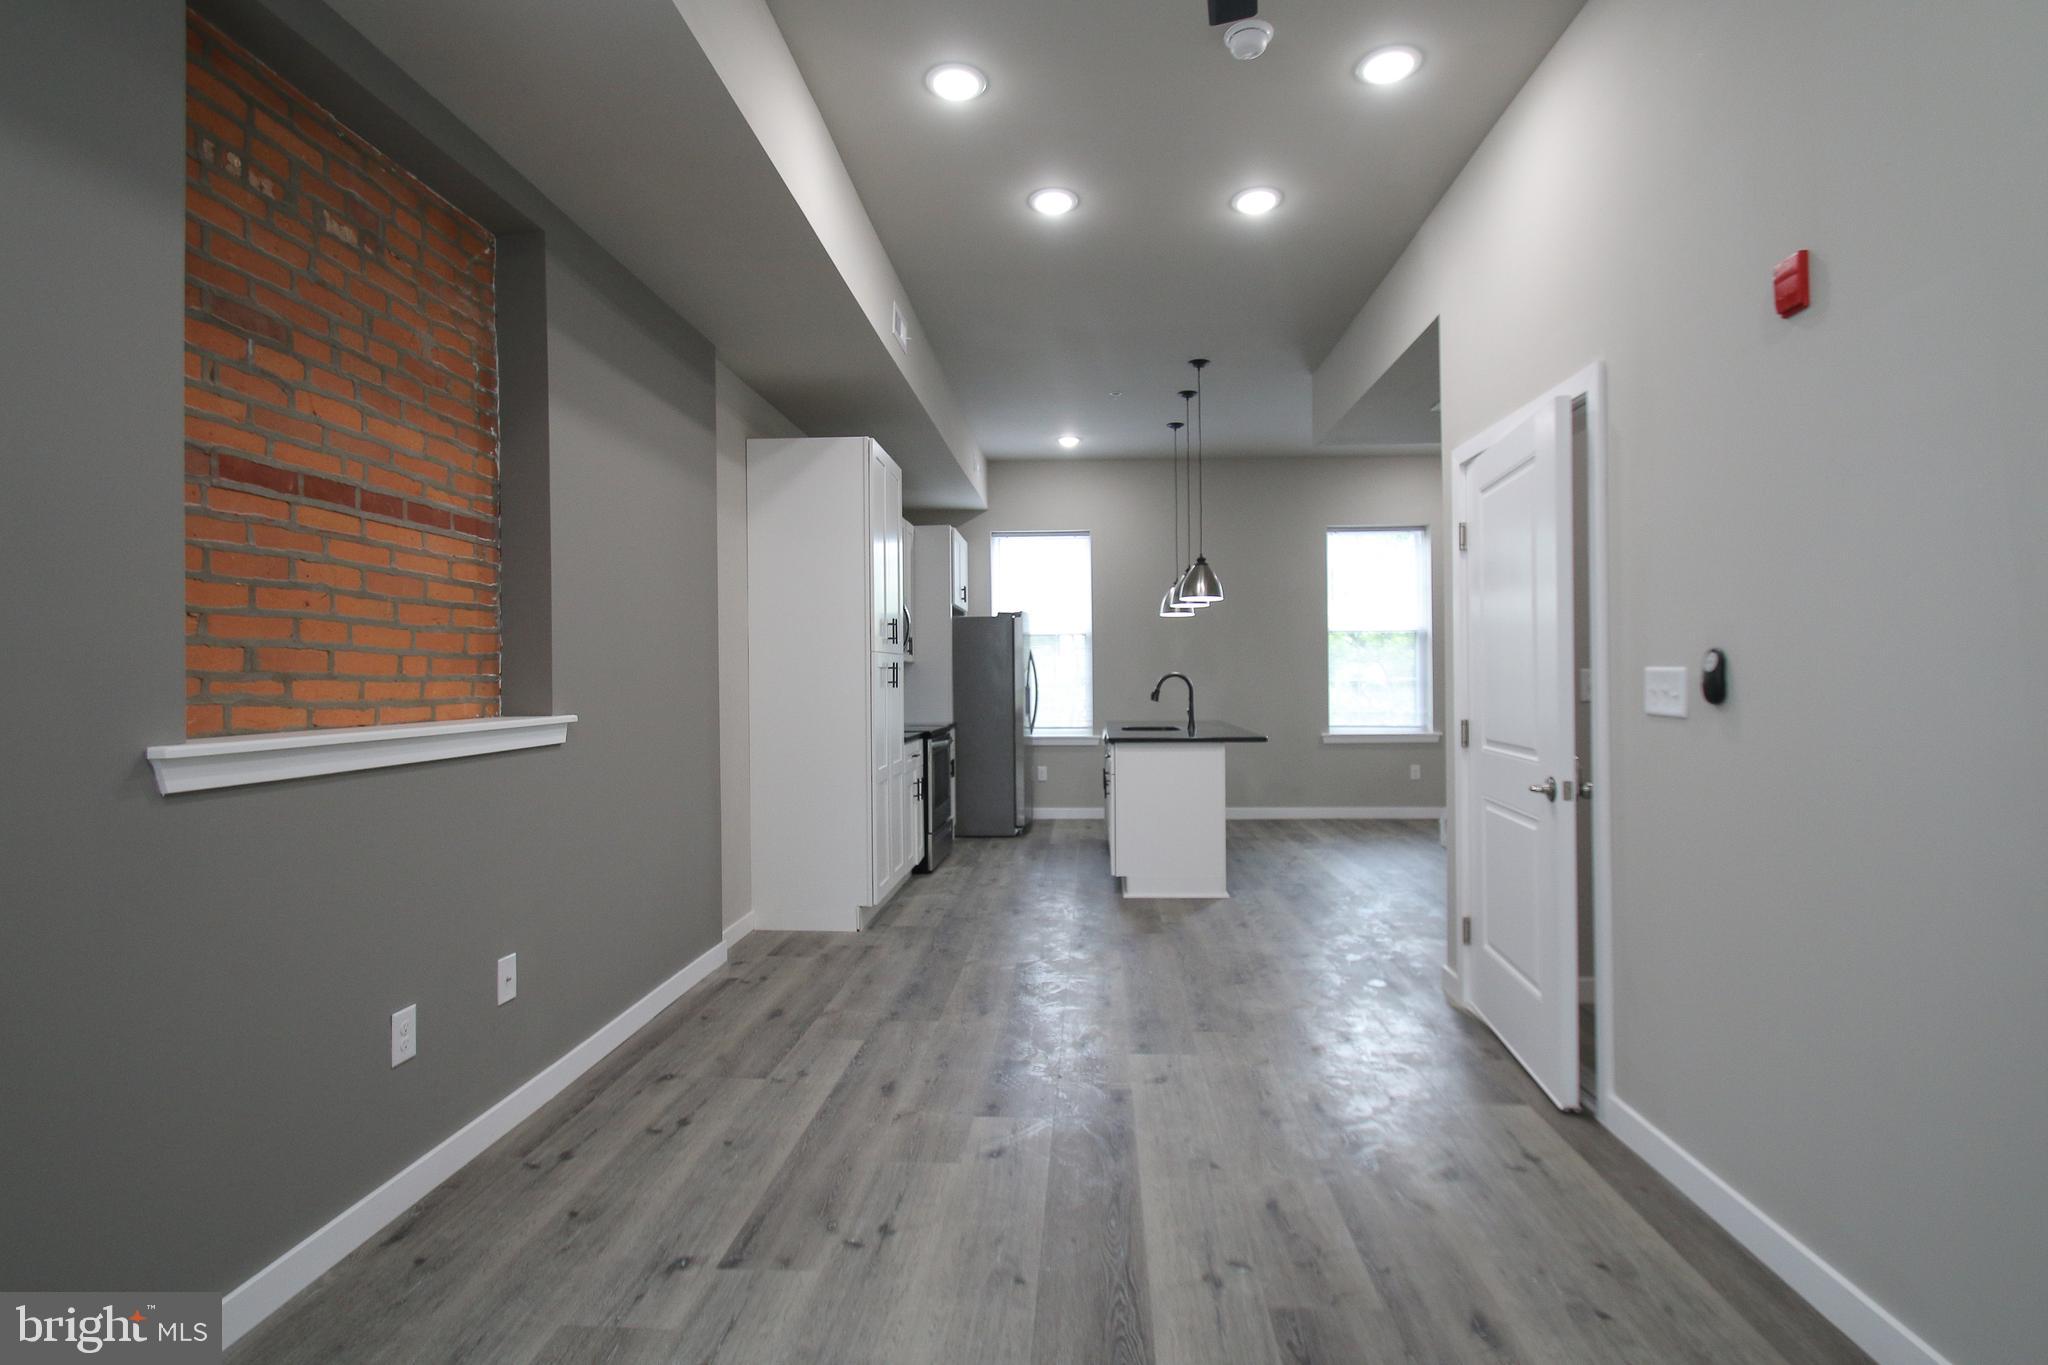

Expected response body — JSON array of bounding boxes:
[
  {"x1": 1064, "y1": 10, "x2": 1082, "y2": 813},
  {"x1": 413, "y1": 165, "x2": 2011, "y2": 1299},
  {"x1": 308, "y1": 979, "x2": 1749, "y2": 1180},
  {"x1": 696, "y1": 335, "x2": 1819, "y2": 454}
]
[
  {"x1": 1409, "y1": 764, "x2": 1422, "y2": 780},
  {"x1": 497, "y1": 953, "x2": 517, "y2": 1006},
  {"x1": 390, "y1": 1004, "x2": 417, "y2": 1067},
  {"x1": 1644, "y1": 665, "x2": 1689, "y2": 718},
  {"x1": 1035, "y1": 765, "x2": 1047, "y2": 782}
]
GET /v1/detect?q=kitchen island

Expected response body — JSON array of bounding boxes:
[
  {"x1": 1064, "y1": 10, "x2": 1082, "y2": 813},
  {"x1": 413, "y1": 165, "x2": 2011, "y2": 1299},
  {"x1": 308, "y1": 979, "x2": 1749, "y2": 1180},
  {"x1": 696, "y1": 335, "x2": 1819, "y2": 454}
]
[{"x1": 1101, "y1": 721, "x2": 1267, "y2": 898}]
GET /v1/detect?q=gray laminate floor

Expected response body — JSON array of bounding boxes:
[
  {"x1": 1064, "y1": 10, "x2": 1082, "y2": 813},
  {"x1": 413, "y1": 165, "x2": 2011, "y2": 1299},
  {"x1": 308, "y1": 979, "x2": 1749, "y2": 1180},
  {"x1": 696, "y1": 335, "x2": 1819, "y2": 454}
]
[{"x1": 231, "y1": 820, "x2": 1868, "y2": 1364}]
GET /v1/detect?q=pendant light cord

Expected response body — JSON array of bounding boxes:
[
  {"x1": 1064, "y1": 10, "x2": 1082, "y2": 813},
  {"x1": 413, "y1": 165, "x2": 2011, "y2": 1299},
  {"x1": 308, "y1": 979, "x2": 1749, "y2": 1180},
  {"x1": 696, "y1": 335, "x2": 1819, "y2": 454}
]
[
  {"x1": 1180, "y1": 391, "x2": 1196, "y2": 566},
  {"x1": 1197, "y1": 368, "x2": 1204, "y2": 556},
  {"x1": 1169, "y1": 421, "x2": 1182, "y2": 576}
]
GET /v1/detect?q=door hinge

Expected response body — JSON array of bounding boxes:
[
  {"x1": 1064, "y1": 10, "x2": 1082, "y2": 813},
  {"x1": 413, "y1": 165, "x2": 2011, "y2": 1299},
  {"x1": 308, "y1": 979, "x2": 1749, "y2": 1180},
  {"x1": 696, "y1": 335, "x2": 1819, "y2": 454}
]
[
  {"x1": 1460, "y1": 916, "x2": 1472, "y2": 946},
  {"x1": 1459, "y1": 719, "x2": 1469, "y2": 748},
  {"x1": 1457, "y1": 521, "x2": 1467, "y2": 551}
]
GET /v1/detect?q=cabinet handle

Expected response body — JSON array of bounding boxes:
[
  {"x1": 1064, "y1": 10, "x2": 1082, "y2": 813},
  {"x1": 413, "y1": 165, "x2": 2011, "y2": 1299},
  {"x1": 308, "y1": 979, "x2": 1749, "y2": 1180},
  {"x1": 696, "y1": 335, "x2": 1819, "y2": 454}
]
[
  {"x1": 886, "y1": 617, "x2": 899, "y2": 644},
  {"x1": 888, "y1": 662, "x2": 901, "y2": 688}
]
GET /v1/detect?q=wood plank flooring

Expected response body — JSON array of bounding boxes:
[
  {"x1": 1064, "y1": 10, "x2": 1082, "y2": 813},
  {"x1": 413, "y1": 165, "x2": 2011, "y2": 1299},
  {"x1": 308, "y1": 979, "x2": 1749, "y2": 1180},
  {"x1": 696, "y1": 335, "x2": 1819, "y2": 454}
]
[{"x1": 231, "y1": 820, "x2": 1869, "y2": 1364}]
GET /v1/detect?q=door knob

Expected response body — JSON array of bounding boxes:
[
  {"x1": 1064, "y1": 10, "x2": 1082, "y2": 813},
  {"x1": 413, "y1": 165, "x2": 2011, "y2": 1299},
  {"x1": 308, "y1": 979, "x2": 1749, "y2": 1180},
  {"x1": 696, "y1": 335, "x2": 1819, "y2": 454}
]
[{"x1": 1528, "y1": 776, "x2": 1558, "y2": 802}]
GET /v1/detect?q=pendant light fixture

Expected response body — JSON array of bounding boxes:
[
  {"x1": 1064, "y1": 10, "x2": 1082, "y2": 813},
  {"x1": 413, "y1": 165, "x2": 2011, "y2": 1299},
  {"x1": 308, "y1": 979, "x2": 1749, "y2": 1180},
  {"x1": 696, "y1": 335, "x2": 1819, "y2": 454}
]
[
  {"x1": 1172, "y1": 387, "x2": 1208, "y2": 610},
  {"x1": 1159, "y1": 418, "x2": 1195, "y2": 617},
  {"x1": 1178, "y1": 358, "x2": 1225, "y2": 605}
]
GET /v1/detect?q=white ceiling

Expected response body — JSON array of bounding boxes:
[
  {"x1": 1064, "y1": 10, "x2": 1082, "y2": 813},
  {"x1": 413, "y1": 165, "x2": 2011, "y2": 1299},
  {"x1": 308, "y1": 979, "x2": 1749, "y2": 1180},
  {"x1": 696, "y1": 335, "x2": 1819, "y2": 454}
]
[
  {"x1": 320, "y1": 0, "x2": 989, "y2": 506},
  {"x1": 766, "y1": 0, "x2": 1583, "y2": 460}
]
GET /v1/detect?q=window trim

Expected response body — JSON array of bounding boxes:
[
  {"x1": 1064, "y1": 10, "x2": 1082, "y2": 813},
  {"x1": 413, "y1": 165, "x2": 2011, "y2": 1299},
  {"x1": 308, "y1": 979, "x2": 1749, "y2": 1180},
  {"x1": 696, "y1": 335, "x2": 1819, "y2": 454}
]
[
  {"x1": 1322, "y1": 729, "x2": 1442, "y2": 744},
  {"x1": 991, "y1": 528, "x2": 1095, "y2": 736},
  {"x1": 1325, "y1": 523, "x2": 1434, "y2": 735},
  {"x1": 1027, "y1": 729, "x2": 1100, "y2": 747}
]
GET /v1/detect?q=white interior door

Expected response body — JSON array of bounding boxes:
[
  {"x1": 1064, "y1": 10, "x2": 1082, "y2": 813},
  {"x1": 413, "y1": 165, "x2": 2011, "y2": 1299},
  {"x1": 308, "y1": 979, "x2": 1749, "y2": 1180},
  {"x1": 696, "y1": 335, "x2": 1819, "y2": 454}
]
[{"x1": 1458, "y1": 395, "x2": 1580, "y2": 1109}]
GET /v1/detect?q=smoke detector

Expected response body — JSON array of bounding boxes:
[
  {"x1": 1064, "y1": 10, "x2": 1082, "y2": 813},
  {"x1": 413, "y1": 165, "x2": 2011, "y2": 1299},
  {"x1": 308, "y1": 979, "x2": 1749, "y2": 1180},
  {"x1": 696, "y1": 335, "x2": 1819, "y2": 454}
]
[{"x1": 1222, "y1": 17, "x2": 1273, "y2": 60}]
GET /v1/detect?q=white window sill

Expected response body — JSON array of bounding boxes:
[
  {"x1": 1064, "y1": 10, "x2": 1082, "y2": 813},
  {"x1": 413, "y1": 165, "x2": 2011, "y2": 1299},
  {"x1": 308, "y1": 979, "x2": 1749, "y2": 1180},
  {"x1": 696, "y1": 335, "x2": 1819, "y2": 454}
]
[
  {"x1": 1028, "y1": 730, "x2": 1100, "y2": 747},
  {"x1": 146, "y1": 715, "x2": 577, "y2": 795},
  {"x1": 1323, "y1": 729, "x2": 1442, "y2": 745}
]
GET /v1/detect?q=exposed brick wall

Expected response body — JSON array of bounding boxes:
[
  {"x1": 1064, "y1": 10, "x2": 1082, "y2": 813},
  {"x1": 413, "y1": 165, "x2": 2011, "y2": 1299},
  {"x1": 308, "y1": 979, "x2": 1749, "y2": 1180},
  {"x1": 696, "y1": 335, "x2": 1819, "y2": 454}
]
[{"x1": 183, "y1": 12, "x2": 501, "y2": 737}]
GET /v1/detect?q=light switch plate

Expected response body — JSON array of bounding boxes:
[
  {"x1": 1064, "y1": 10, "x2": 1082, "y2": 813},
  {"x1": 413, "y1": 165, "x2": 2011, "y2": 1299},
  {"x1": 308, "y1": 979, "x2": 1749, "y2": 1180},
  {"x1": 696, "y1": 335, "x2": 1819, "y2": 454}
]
[
  {"x1": 1644, "y1": 666, "x2": 1688, "y2": 718},
  {"x1": 497, "y1": 953, "x2": 517, "y2": 1006}
]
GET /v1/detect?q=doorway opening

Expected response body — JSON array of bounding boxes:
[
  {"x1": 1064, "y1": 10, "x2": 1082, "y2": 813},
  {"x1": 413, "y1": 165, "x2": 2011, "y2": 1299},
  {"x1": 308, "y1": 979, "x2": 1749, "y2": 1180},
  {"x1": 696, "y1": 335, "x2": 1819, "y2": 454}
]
[{"x1": 1570, "y1": 398, "x2": 1597, "y2": 1110}]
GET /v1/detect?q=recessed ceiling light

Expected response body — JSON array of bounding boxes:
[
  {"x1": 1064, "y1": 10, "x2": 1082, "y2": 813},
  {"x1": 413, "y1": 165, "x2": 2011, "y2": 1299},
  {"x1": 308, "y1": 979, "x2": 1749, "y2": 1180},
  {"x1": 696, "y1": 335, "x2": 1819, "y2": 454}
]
[
  {"x1": 1356, "y1": 45, "x2": 1423, "y2": 85},
  {"x1": 1058, "y1": 434, "x2": 1081, "y2": 449},
  {"x1": 924, "y1": 63, "x2": 987, "y2": 102},
  {"x1": 1028, "y1": 187, "x2": 1079, "y2": 217},
  {"x1": 1230, "y1": 186, "x2": 1283, "y2": 217}
]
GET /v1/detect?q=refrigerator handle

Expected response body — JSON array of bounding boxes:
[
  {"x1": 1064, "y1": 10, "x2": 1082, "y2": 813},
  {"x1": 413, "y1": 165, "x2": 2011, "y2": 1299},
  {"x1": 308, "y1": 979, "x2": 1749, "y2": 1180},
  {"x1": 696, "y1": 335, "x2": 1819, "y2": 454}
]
[{"x1": 1024, "y1": 651, "x2": 1039, "y2": 733}]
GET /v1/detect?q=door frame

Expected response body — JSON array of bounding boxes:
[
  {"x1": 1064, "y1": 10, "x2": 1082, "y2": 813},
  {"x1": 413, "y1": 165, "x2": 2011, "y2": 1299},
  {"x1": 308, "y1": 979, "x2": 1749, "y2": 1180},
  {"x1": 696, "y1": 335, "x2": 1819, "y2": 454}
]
[{"x1": 1446, "y1": 361, "x2": 1615, "y2": 1115}]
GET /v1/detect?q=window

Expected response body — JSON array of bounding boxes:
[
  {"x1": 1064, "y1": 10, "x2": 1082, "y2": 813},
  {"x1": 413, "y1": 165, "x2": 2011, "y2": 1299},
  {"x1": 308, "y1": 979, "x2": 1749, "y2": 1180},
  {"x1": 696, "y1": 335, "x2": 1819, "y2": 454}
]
[
  {"x1": 991, "y1": 531, "x2": 1093, "y2": 734},
  {"x1": 1327, "y1": 527, "x2": 1432, "y2": 733}
]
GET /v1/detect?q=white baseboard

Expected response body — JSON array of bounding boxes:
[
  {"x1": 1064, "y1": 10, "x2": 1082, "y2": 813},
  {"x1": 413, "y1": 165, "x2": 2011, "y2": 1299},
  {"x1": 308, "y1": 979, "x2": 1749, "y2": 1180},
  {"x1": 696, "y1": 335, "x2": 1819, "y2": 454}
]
[
  {"x1": 721, "y1": 909, "x2": 757, "y2": 949},
  {"x1": 1602, "y1": 1095, "x2": 1952, "y2": 1365},
  {"x1": 221, "y1": 938, "x2": 730, "y2": 1348},
  {"x1": 1031, "y1": 806, "x2": 1447, "y2": 823},
  {"x1": 1439, "y1": 961, "x2": 1468, "y2": 1012},
  {"x1": 1227, "y1": 805, "x2": 1447, "y2": 821}
]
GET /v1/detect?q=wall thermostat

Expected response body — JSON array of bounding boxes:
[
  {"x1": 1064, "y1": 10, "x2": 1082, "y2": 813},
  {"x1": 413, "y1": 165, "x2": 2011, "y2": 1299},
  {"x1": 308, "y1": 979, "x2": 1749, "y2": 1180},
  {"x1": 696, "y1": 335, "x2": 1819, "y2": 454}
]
[{"x1": 1701, "y1": 649, "x2": 1729, "y2": 705}]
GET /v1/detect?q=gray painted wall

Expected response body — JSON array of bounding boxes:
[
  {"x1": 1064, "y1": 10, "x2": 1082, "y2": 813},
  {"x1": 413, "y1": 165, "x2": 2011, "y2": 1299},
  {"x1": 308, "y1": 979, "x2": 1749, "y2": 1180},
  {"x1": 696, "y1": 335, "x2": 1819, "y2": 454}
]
[
  {"x1": 714, "y1": 362, "x2": 801, "y2": 930},
  {"x1": 1316, "y1": 2, "x2": 2048, "y2": 1361},
  {"x1": 0, "y1": 0, "x2": 721, "y2": 1297},
  {"x1": 937, "y1": 455, "x2": 1447, "y2": 812}
]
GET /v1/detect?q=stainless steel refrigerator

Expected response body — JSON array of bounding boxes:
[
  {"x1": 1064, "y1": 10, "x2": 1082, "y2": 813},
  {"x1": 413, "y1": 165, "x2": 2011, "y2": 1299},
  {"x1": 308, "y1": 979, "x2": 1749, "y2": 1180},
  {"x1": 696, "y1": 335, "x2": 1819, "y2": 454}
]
[{"x1": 953, "y1": 613, "x2": 1034, "y2": 837}]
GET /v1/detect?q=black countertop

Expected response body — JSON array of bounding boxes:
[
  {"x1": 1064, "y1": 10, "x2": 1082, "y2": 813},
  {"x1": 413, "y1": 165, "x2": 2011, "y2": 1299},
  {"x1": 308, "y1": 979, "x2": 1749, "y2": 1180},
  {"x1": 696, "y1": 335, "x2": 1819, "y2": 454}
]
[
  {"x1": 1101, "y1": 720, "x2": 1268, "y2": 744},
  {"x1": 904, "y1": 721, "x2": 956, "y2": 741}
]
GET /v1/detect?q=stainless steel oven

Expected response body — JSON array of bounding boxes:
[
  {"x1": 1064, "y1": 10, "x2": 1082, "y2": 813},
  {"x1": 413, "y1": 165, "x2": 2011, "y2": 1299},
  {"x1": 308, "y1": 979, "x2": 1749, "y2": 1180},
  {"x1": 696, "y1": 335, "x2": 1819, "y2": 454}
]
[{"x1": 917, "y1": 727, "x2": 954, "y2": 873}]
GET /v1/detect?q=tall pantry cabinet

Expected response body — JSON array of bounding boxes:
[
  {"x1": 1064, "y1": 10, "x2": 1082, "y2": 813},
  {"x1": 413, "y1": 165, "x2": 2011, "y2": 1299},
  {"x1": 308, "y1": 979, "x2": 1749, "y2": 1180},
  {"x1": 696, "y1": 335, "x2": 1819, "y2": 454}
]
[{"x1": 748, "y1": 437, "x2": 918, "y2": 931}]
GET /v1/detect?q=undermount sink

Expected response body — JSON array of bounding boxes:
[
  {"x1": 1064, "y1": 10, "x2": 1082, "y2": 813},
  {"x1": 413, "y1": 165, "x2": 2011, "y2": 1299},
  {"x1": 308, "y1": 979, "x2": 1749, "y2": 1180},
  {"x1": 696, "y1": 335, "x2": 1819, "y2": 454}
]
[{"x1": 1118, "y1": 724, "x2": 1185, "y2": 732}]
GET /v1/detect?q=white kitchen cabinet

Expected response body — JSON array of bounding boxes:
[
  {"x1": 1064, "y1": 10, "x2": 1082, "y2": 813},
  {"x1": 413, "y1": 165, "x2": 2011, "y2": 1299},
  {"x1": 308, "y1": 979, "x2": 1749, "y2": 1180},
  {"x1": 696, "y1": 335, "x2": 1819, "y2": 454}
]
[
  {"x1": 1104, "y1": 744, "x2": 1119, "y2": 876},
  {"x1": 870, "y1": 446, "x2": 904, "y2": 654},
  {"x1": 950, "y1": 527, "x2": 969, "y2": 613},
  {"x1": 1102, "y1": 739, "x2": 1231, "y2": 899},
  {"x1": 905, "y1": 524, "x2": 968, "y2": 723},
  {"x1": 749, "y1": 436, "x2": 915, "y2": 931},
  {"x1": 900, "y1": 738, "x2": 922, "y2": 884}
]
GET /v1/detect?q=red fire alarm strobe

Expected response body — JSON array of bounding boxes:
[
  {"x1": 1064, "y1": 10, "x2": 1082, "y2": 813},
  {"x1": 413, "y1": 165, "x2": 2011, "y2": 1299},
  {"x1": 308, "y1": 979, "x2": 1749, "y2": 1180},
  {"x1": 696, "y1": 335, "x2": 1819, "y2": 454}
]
[{"x1": 1774, "y1": 250, "x2": 1811, "y2": 318}]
